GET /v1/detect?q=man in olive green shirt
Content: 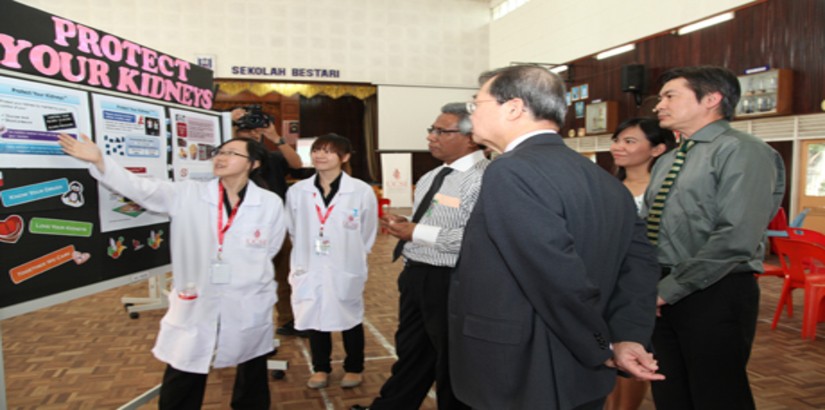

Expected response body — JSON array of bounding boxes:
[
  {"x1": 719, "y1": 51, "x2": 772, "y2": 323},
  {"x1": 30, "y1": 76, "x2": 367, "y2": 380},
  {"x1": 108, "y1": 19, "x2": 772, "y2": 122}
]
[{"x1": 643, "y1": 66, "x2": 785, "y2": 410}]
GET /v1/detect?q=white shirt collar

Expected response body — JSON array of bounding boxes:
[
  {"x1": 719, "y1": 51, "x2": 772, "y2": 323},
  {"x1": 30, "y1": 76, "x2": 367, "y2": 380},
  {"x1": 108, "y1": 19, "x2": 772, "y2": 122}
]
[
  {"x1": 444, "y1": 150, "x2": 485, "y2": 172},
  {"x1": 504, "y1": 129, "x2": 558, "y2": 152}
]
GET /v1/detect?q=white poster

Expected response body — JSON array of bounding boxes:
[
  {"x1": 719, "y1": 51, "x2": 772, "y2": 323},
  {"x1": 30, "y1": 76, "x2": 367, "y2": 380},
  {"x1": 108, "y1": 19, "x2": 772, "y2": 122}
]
[
  {"x1": 92, "y1": 94, "x2": 169, "y2": 232},
  {"x1": 0, "y1": 76, "x2": 92, "y2": 168},
  {"x1": 381, "y1": 153, "x2": 413, "y2": 208},
  {"x1": 170, "y1": 109, "x2": 221, "y2": 181}
]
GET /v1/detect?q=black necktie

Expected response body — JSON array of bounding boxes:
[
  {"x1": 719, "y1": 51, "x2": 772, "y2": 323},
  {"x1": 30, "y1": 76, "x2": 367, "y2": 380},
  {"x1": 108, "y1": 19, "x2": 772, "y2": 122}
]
[{"x1": 392, "y1": 167, "x2": 453, "y2": 261}]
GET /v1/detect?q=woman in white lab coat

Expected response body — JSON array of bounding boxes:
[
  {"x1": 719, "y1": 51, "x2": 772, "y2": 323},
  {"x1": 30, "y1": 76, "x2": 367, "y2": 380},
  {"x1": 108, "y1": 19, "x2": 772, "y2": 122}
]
[
  {"x1": 286, "y1": 133, "x2": 377, "y2": 390},
  {"x1": 58, "y1": 134, "x2": 285, "y2": 410}
]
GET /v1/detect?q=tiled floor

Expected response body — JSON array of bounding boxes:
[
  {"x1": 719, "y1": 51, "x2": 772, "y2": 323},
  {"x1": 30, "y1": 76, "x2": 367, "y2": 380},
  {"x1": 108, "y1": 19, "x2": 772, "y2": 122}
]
[{"x1": 2, "y1": 232, "x2": 825, "y2": 409}]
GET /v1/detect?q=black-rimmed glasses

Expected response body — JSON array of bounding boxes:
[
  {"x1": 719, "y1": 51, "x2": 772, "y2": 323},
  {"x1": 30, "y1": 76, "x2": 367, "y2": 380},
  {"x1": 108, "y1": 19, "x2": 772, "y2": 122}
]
[
  {"x1": 213, "y1": 149, "x2": 249, "y2": 159},
  {"x1": 427, "y1": 126, "x2": 462, "y2": 136}
]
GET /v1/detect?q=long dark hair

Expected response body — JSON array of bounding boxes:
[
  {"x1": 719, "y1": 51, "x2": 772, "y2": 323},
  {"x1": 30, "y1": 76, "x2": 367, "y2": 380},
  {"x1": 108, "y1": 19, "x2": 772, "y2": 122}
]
[
  {"x1": 311, "y1": 133, "x2": 353, "y2": 174},
  {"x1": 221, "y1": 138, "x2": 270, "y2": 188},
  {"x1": 611, "y1": 118, "x2": 677, "y2": 181}
]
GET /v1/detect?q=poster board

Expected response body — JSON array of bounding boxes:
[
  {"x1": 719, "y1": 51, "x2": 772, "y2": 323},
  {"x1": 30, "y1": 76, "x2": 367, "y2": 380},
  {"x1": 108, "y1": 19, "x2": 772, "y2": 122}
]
[
  {"x1": 380, "y1": 153, "x2": 413, "y2": 208},
  {"x1": 0, "y1": 1, "x2": 217, "y2": 315}
]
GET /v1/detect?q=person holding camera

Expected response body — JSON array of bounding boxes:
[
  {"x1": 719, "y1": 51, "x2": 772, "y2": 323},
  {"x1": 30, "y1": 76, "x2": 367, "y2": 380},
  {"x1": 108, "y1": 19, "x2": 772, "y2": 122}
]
[{"x1": 232, "y1": 106, "x2": 307, "y2": 338}]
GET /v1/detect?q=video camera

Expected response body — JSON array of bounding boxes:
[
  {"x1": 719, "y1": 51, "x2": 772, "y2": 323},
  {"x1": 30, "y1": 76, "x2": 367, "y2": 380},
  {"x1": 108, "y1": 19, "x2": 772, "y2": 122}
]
[{"x1": 233, "y1": 105, "x2": 275, "y2": 130}]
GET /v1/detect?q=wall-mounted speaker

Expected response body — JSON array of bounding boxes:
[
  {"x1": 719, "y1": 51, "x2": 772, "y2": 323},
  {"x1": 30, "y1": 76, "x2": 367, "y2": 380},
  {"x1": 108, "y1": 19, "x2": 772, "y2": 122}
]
[{"x1": 621, "y1": 64, "x2": 647, "y2": 93}]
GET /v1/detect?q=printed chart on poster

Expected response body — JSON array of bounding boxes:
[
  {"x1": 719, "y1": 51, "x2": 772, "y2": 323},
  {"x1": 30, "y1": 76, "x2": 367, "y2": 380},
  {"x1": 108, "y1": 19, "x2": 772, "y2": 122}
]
[
  {"x1": 170, "y1": 108, "x2": 221, "y2": 181},
  {"x1": 91, "y1": 94, "x2": 170, "y2": 232},
  {"x1": 0, "y1": 76, "x2": 92, "y2": 168}
]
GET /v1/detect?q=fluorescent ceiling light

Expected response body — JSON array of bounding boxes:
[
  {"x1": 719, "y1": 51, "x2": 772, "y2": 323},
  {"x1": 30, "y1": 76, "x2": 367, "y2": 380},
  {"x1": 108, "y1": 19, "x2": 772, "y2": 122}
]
[
  {"x1": 677, "y1": 12, "x2": 735, "y2": 35},
  {"x1": 550, "y1": 65, "x2": 568, "y2": 74},
  {"x1": 596, "y1": 44, "x2": 635, "y2": 60},
  {"x1": 492, "y1": 0, "x2": 531, "y2": 21}
]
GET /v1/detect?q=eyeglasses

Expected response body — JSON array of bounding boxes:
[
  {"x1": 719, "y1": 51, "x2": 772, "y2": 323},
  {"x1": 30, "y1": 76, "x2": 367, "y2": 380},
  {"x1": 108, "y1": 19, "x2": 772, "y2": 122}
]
[
  {"x1": 466, "y1": 99, "x2": 497, "y2": 114},
  {"x1": 213, "y1": 149, "x2": 249, "y2": 159},
  {"x1": 427, "y1": 126, "x2": 462, "y2": 137}
]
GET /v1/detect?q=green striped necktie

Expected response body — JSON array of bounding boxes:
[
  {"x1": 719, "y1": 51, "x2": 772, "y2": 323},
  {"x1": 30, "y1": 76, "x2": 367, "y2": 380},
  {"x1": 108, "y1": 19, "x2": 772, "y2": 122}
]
[{"x1": 646, "y1": 139, "x2": 696, "y2": 245}]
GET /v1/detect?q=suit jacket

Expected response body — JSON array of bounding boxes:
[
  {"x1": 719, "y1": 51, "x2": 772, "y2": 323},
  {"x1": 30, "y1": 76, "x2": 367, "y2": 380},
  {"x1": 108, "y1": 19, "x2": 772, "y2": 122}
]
[{"x1": 448, "y1": 133, "x2": 659, "y2": 409}]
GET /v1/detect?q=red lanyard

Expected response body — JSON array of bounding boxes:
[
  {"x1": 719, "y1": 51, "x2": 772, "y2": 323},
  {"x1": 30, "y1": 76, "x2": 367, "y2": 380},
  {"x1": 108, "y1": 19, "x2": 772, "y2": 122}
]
[
  {"x1": 315, "y1": 204, "x2": 335, "y2": 237},
  {"x1": 217, "y1": 183, "x2": 241, "y2": 256}
]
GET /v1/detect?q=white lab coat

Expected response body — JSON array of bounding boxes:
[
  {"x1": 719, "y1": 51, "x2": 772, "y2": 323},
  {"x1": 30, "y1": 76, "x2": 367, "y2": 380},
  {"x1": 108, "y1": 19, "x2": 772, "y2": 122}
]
[
  {"x1": 90, "y1": 156, "x2": 285, "y2": 374},
  {"x1": 286, "y1": 173, "x2": 377, "y2": 332}
]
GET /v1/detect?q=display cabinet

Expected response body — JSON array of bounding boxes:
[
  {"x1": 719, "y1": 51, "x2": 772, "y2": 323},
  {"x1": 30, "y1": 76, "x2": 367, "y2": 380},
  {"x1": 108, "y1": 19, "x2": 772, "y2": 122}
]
[
  {"x1": 736, "y1": 69, "x2": 793, "y2": 118},
  {"x1": 585, "y1": 101, "x2": 618, "y2": 135}
]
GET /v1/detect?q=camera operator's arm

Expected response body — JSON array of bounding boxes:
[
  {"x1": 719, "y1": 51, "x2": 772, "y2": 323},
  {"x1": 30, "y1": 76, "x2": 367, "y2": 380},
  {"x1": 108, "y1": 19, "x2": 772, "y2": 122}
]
[
  {"x1": 259, "y1": 123, "x2": 303, "y2": 169},
  {"x1": 229, "y1": 108, "x2": 246, "y2": 139},
  {"x1": 230, "y1": 108, "x2": 247, "y2": 123}
]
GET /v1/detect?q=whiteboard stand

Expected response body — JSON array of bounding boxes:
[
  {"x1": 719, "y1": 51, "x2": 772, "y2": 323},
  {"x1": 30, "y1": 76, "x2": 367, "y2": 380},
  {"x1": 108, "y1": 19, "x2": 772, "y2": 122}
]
[
  {"x1": 121, "y1": 273, "x2": 170, "y2": 318},
  {"x1": 268, "y1": 337, "x2": 289, "y2": 376},
  {"x1": 117, "y1": 383, "x2": 161, "y2": 410},
  {"x1": 1, "y1": 321, "x2": 7, "y2": 410}
]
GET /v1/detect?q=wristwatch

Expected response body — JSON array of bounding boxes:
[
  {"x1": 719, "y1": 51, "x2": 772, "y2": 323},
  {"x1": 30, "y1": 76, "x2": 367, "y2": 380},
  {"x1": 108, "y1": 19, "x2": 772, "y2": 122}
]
[{"x1": 276, "y1": 137, "x2": 286, "y2": 146}]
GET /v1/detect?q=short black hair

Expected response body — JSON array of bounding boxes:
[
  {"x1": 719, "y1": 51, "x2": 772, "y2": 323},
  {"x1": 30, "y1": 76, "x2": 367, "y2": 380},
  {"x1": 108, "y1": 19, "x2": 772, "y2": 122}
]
[
  {"x1": 658, "y1": 66, "x2": 741, "y2": 120},
  {"x1": 311, "y1": 133, "x2": 353, "y2": 174},
  {"x1": 222, "y1": 138, "x2": 271, "y2": 188},
  {"x1": 311, "y1": 133, "x2": 352, "y2": 158}
]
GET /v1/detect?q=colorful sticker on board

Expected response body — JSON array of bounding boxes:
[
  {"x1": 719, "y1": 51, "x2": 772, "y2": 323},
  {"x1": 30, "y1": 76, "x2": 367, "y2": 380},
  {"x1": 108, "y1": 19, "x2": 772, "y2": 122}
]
[
  {"x1": 148, "y1": 230, "x2": 164, "y2": 250},
  {"x1": 107, "y1": 236, "x2": 126, "y2": 259},
  {"x1": 0, "y1": 214, "x2": 25, "y2": 244},
  {"x1": 0, "y1": 178, "x2": 69, "y2": 207},
  {"x1": 60, "y1": 180, "x2": 85, "y2": 207},
  {"x1": 9, "y1": 245, "x2": 75, "y2": 284},
  {"x1": 71, "y1": 250, "x2": 90, "y2": 265},
  {"x1": 112, "y1": 200, "x2": 145, "y2": 217},
  {"x1": 29, "y1": 217, "x2": 93, "y2": 237},
  {"x1": 132, "y1": 239, "x2": 145, "y2": 251}
]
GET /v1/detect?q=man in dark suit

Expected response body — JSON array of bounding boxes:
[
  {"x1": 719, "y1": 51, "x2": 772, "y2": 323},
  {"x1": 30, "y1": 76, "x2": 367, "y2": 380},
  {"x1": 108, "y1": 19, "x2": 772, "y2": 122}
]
[{"x1": 448, "y1": 64, "x2": 664, "y2": 410}]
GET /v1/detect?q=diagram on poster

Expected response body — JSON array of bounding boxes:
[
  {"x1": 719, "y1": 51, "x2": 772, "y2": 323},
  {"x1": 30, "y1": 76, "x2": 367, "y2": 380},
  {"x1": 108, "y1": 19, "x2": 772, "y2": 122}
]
[
  {"x1": 0, "y1": 76, "x2": 92, "y2": 168},
  {"x1": 170, "y1": 108, "x2": 220, "y2": 181},
  {"x1": 92, "y1": 95, "x2": 169, "y2": 232}
]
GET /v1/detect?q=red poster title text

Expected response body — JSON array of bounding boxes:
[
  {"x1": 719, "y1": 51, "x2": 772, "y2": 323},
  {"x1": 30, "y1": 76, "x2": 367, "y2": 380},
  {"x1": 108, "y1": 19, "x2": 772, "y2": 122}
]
[{"x1": 0, "y1": 17, "x2": 212, "y2": 109}]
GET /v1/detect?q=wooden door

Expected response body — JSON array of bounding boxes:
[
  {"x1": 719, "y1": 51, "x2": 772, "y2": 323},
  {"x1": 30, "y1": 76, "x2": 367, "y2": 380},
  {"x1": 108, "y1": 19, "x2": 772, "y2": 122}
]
[{"x1": 797, "y1": 139, "x2": 825, "y2": 232}]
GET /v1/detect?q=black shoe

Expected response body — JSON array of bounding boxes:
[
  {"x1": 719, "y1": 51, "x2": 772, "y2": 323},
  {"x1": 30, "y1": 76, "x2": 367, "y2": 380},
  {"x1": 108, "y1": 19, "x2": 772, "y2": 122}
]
[
  {"x1": 276, "y1": 321, "x2": 310, "y2": 338},
  {"x1": 350, "y1": 405, "x2": 369, "y2": 410}
]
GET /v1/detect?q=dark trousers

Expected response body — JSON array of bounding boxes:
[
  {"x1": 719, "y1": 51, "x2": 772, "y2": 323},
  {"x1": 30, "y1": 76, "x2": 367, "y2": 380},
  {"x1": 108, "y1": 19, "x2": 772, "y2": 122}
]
[
  {"x1": 651, "y1": 272, "x2": 759, "y2": 410},
  {"x1": 309, "y1": 323, "x2": 365, "y2": 373},
  {"x1": 274, "y1": 236, "x2": 293, "y2": 327},
  {"x1": 370, "y1": 263, "x2": 470, "y2": 410},
  {"x1": 158, "y1": 354, "x2": 270, "y2": 410}
]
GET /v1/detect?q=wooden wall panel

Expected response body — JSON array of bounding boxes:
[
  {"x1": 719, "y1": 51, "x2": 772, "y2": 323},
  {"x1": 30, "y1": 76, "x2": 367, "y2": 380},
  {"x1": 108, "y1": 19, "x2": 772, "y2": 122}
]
[{"x1": 561, "y1": 0, "x2": 825, "y2": 136}]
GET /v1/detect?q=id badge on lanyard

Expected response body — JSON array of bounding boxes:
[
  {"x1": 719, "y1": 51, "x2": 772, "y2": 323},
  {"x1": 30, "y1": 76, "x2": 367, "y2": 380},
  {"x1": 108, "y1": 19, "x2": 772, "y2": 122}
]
[
  {"x1": 315, "y1": 203, "x2": 334, "y2": 255},
  {"x1": 215, "y1": 183, "x2": 239, "y2": 284},
  {"x1": 211, "y1": 260, "x2": 231, "y2": 284}
]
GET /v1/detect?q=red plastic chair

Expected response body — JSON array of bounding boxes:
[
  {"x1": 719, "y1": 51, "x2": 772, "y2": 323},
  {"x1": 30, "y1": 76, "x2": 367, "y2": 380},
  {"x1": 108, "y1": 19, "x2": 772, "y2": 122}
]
[
  {"x1": 767, "y1": 207, "x2": 788, "y2": 232},
  {"x1": 785, "y1": 227, "x2": 825, "y2": 246},
  {"x1": 771, "y1": 238, "x2": 825, "y2": 339},
  {"x1": 761, "y1": 208, "x2": 788, "y2": 278},
  {"x1": 803, "y1": 281, "x2": 825, "y2": 340}
]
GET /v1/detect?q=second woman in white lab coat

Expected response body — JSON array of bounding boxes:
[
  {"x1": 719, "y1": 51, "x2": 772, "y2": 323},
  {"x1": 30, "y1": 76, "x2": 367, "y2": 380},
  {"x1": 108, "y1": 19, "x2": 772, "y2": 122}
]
[{"x1": 286, "y1": 133, "x2": 377, "y2": 390}]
